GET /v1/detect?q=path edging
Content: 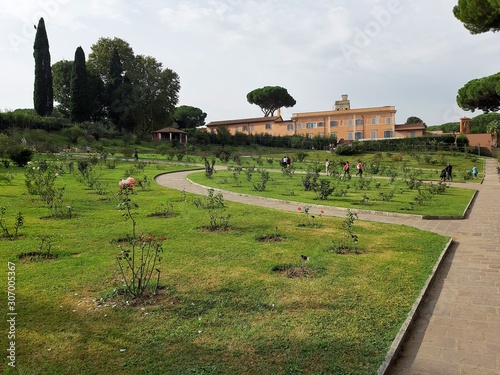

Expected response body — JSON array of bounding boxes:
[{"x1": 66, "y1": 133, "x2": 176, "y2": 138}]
[{"x1": 377, "y1": 237, "x2": 454, "y2": 374}]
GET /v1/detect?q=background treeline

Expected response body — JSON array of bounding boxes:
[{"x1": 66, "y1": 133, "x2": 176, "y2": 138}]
[{"x1": 427, "y1": 112, "x2": 500, "y2": 133}]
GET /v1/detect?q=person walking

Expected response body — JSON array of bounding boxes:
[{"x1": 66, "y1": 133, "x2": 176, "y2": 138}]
[
  {"x1": 134, "y1": 148, "x2": 139, "y2": 161},
  {"x1": 445, "y1": 163, "x2": 453, "y2": 181},
  {"x1": 325, "y1": 159, "x2": 330, "y2": 175},
  {"x1": 343, "y1": 161, "x2": 350, "y2": 178},
  {"x1": 356, "y1": 161, "x2": 363, "y2": 178}
]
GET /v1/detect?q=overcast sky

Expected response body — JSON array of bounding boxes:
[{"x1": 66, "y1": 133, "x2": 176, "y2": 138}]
[{"x1": 1, "y1": 0, "x2": 498, "y2": 126}]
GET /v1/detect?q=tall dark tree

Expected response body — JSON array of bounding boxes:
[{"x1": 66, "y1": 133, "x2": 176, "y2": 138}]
[
  {"x1": 173, "y1": 105, "x2": 207, "y2": 129},
  {"x1": 33, "y1": 17, "x2": 53, "y2": 116},
  {"x1": 107, "y1": 49, "x2": 126, "y2": 126},
  {"x1": 247, "y1": 86, "x2": 296, "y2": 117},
  {"x1": 70, "y1": 47, "x2": 90, "y2": 123},
  {"x1": 454, "y1": 1, "x2": 500, "y2": 113}
]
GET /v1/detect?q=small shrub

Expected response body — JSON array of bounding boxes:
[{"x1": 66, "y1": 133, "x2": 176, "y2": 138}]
[
  {"x1": 391, "y1": 153, "x2": 403, "y2": 162},
  {"x1": 295, "y1": 151, "x2": 308, "y2": 162},
  {"x1": 315, "y1": 179, "x2": 334, "y2": 200},
  {"x1": 9, "y1": 148, "x2": 33, "y2": 167}
]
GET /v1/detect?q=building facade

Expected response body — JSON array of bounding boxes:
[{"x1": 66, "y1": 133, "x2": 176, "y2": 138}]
[
  {"x1": 205, "y1": 115, "x2": 294, "y2": 137},
  {"x1": 291, "y1": 95, "x2": 397, "y2": 141},
  {"x1": 205, "y1": 95, "x2": 425, "y2": 140}
]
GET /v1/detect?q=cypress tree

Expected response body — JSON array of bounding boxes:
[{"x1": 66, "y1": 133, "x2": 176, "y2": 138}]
[
  {"x1": 70, "y1": 46, "x2": 90, "y2": 123},
  {"x1": 33, "y1": 17, "x2": 53, "y2": 116},
  {"x1": 107, "y1": 49, "x2": 124, "y2": 126}
]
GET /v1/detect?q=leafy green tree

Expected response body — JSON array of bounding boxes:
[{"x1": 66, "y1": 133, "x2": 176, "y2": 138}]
[
  {"x1": 173, "y1": 105, "x2": 207, "y2": 129},
  {"x1": 52, "y1": 60, "x2": 73, "y2": 117},
  {"x1": 486, "y1": 120, "x2": 500, "y2": 147},
  {"x1": 453, "y1": 0, "x2": 500, "y2": 34},
  {"x1": 70, "y1": 47, "x2": 90, "y2": 123},
  {"x1": 456, "y1": 73, "x2": 500, "y2": 113},
  {"x1": 88, "y1": 37, "x2": 180, "y2": 136},
  {"x1": 88, "y1": 37, "x2": 135, "y2": 84},
  {"x1": 129, "y1": 55, "x2": 180, "y2": 135},
  {"x1": 470, "y1": 112, "x2": 500, "y2": 133},
  {"x1": 454, "y1": 1, "x2": 500, "y2": 113},
  {"x1": 406, "y1": 116, "x2": 424, "y2": 124},
  {"x1": 247, "y1": 86, "x2": 296, "y2": 116},
  {"x1": 33, "y1": 17, "x2": 53, "y2": 116}
]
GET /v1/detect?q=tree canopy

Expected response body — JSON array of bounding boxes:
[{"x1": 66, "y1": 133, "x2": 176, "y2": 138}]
[
  {"x1": 51, "y1": 37, "x2": 180, "y2": 136},
  {"x1": 33, "y1": 17, "x2": 53, "y2": 116},
  {"x1": 173, "y1": 105, "x2": 207, "y2": 129},
  {"x1": 52, "y1": 60, "x2": 72, "y2": 117},
  {"x1": 456, "y1": 73, "x2": 500, "y2": 113},
  {"x1": 454, "y1": 1, "x2": 500, "y2": 114},
  {"x1": 405, "y1": 116, "x2": 424, "y2": 124},
  {"x1": 246, "y1": 86, "x2": 296, "y2": 117},
  {"x1": 453, "y1": 0, "x2": 500, "y2": 34}
]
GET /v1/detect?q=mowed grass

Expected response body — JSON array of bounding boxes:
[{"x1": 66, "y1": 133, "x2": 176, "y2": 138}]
[
  {"x1": 188, "y1": 169, "x2": 476, "y2": 216},
  {"x1": 0, "y1": 156, "x2": 449, "y2": 374}
]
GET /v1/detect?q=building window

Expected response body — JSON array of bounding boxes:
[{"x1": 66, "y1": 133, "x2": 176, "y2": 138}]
[
  {"x1": 317, "y1": 122, "x2": 324, "y2": 127},
  {"x1": 348, "y1": 119, "x2": 353, "y2": 126},
  {"x1": 384, "y1": 130, "x2": 393, "y2": 138},
  {"x1": 319, "y1": 133, "x2": 324, "y2": 138},
  {"x1": 287, "y1": 124, "x2": 294, "y2": 131},
  {"x1": 347, "y1": 132, "x2": 354, "y2": 140},
  {"x1": 242, "y1": 125, "x2": 248, "y2": 132},
  {"x1": 235, "y1": 126, "x2": 239, "y2": 132},
  {"x1": 265, "y1": 123, "x2": 271, "y2": 130},
  {"x1": 355, "y1": 119, "x2": 363, "y2": 125},
  {"x1": 371, "y1": 130, "x2": 377, "y2": 139},
  {"x1": 297, "y1": 123, "x2": 302, "y2": 130},
  {"x1": 355, "y1": 132, "x2": 364, "y2": 140},
  {"x1": 331, "y1": 132, "x2": 337, "y2": 138},
  {"x1": 306, "y1": 122, "x2": 314, "y2": 129},
  {"x1": 386, "y1": 117, "x2": 391, "y2": 124},
  {"x1": 307, "y1": 133, "x2": 313, "y2": 139},
  {"x1": 250, "y1": 125, "x2": 255, "y2": 131},
  {"x1": 410, "y1": 131, "x2": 416, "y2": 137},
  {"x1": 330, "y1": 120, "x2": 338, "y2": 127}
]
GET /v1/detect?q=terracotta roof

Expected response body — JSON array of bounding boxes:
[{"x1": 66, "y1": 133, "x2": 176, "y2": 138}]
[
  {"x1": 151, "y1": 127, "x2": 187, "y2": 134},
  {"x1": 395, "y1": 123, "x2": 426, "y2": 131},
  {"x1": 206, "y1": 116, "x2": 282, "y2": 127}
]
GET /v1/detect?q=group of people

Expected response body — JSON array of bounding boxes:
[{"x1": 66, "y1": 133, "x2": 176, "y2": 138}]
[
  {"x1": 325, "y1": 159, "x2": 363, "y2": 178},
  {"x1": 282, "y1": 156, "x2": 292, "y2": 168},
  {"x1": 440, "y1": 163, "x2": 479, "y2": 181}
]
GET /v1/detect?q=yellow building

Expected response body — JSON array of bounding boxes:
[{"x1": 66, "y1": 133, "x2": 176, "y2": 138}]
[
  {"x1": 205, "y1": 95, "x2": 425, "y2": 140},
  {"x1": 291, "y1": 95, "x2": 397, "y2": 141},
  {"x1": 205, "y1": 114, "x2": 294, "y2": 137}
]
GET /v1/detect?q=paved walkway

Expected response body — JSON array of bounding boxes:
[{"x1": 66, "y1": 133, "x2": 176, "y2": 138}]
[{"x1": 155, "y1": 159, "x2": 500, "y2": 374}]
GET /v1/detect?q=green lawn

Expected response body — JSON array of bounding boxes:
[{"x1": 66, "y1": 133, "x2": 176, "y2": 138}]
[
  {"x1": 188, "y1": 169, "x2": 476, "y2": 217},
  {"x1": 0, "y1": 156, "x2": 450, "y2": 374}
]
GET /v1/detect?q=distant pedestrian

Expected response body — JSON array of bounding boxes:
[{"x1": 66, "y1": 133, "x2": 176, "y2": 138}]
[
  {"x1": 325, "y1": 159, "x2": 330, "y2": 175},
  {"x1": 134, "y1": 148, "x2": 139, "y2": 161},
  {"x1": 343, "y1": 161, "x2": 350, "y2": 178},
  {"x1": 472, "y1": 165, "x2": 478, "y2": 179},
  {"x1": 445, "y1": 163, "x2": 452, "y2": 181},
  {"x1": 356, "y1": 161, "x2": 363, "y2": 178}
]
